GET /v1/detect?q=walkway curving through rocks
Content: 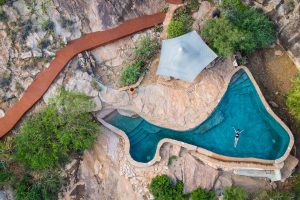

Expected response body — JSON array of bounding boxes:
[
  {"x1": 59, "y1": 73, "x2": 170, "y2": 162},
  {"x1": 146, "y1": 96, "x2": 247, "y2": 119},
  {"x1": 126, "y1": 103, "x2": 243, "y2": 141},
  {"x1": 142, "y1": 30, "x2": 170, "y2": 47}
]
[{"x1": 0, "y1": 12, "x2": 167, "y2": 138}]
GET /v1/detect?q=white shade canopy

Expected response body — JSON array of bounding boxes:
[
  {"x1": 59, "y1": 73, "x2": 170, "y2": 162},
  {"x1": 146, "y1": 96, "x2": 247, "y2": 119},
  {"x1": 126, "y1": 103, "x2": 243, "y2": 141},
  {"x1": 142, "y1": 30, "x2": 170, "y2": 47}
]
[{"x1": 156, "y1": 31, "x2": 218, "y2": 82}]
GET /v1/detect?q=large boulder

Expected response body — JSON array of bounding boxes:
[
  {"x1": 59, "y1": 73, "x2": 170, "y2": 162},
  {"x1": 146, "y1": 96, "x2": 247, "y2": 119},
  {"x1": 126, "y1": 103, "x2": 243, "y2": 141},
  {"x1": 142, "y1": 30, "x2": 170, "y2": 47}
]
[{"x1": 182, "y1": 154, "x2": 219, "y2": 193}]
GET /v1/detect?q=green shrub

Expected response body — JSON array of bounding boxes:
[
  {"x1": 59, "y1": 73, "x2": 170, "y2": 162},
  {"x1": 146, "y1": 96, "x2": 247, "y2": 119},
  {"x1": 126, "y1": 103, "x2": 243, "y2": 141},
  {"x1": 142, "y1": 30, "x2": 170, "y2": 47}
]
[
  {"x1": 226, "y1": 8, "x2": 276, "y2": 52},
  {"x1": 187, "y1": 0, "x2": 200, "y2": 12},
  {"x1": 0, "y1": 0, "x2": 5, "y2": 6},
  {"x1": 20, "y1": 20, "x2": 33, "y2": 41},
  {"x1": 167, "y1": 7, "x2": 193, "y2": 38},
  {"x1": 13, "y1": 88, "x2": 99, "y2": 170},
  {"x1": 202, "y1": 0, "x2": 275, "y2": 56},
  {"x1": 167, "y1": 20, "x2": 188, "y2": 39},
  {"x1": 0, "y1": 171, "x2": 12, "y2": 184},
  {"x1": 168, "y1": 155, "x2": 177, "y2": 166},
  {"x1": 15, "y1": 172, "x2": 63, "y2": 200},
  {"x1": 254, "y1": 190, "x2": 292, "y2": 200},
  {"x1": 201, "y1": 18, "x2": 243, "y2": 56},
  {"x1": 190, "y1": 187, "x2": 215, "y2": 200},
  {"x1": 221, "y1": 0, "x2": 248, "y2": 11},
  {"x1": 120, "y1": 61, "x2": 144, "y2": 86},
  {"x1": 223, "y1": 186, "x2": 248, "y2": 200},
  {"x1": 287, "y1": 75, "x2": 300, "y2": 121},
  {"x1": 38, "y1": 38, "x2": 51, "y2": 49},
  {"x1": 0, "y1": 161, "x2": 13, "y2": 185},
  {"x1": 149, "y1": 175, "x2": 185, "y2": 200},
  {"x1": 41, "y1": 19, "x2": 55, "y2": 32},
  {"x1": 292, "y1": 174, "x2": 300, "y2": 198},
  {"x1": 134, "y1": 36, "x2": 159, "y2": 62},
  {"x1": 236, "y1": 56, "x2": 248, "y2": 66},
  {"x1": 0, "y1": 70, "x2": 11, "y2": 87}
]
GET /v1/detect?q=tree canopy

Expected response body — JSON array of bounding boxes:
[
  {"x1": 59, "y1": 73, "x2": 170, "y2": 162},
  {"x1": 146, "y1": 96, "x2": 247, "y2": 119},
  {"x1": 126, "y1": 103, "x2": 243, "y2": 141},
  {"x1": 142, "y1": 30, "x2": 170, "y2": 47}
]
[
  {"x1": 201, "y1": 0, "x2": 275, "y2": 56},
  {"x1": 13, "y1": 88, "x2": 99, "y2": 170}
]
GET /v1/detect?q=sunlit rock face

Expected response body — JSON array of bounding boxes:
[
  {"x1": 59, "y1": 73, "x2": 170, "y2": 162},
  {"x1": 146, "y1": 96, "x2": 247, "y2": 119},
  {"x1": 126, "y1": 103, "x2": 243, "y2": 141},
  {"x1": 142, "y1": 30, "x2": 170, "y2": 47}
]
[{"x1": 53, "y1": 0, "x2": 165, "y2": 32}]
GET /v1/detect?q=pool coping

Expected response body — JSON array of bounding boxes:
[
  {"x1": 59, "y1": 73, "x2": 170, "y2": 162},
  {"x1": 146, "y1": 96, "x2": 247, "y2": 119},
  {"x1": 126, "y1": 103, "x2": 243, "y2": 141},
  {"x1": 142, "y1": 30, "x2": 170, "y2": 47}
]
[{"x1": 98, "y1": 66, "x2": 294, "y2": 168}]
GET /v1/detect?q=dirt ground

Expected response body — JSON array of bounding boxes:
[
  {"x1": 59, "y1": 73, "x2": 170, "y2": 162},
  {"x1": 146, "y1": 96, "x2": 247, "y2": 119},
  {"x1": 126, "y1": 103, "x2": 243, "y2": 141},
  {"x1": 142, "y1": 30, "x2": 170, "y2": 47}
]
[{"x1": 247, "y1": 45, "x2": 300, "y2": 164}]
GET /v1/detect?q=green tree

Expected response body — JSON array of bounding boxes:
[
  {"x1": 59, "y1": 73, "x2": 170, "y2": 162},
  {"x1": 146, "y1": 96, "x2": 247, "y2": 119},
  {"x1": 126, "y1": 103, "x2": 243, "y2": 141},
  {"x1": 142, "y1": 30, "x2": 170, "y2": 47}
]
[
  {"x1": 225, "y1": 7, "x2": 275, "y2": 52},
  {"x1": 13, "y1": 88, "x2": 99, "y2": 170},
  {"x1": 287, "y1": 75, "x2": 300, "y2": 121},
  {"x1": 149, "y1": 175, "x2": 185, "y2": 200},
  {"x1": 190, "y1": 188, "x2": 215, "y2": 200},
  {"x1": 202, "y1": 0, "x2": 275, "y2": 56},
  {"x1": 201, "y1": 18, "x2": 243, "y2": 56},
  {"x1": 223, "y1": 186, "x2": 248, "y2": 200}
]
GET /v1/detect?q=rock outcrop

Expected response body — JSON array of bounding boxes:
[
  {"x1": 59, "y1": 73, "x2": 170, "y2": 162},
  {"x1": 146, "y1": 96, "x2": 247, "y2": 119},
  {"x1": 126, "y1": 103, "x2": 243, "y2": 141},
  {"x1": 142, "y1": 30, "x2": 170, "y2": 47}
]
[
  {"x1": 250, "y1": 0, "x2": 300, "y2": 68},
  {"x1": 53, "y1": 0, "x2": 165, "y2": 32},
  {"x1": 100, "y1": 57, "x2": 235, "y2": 130}
]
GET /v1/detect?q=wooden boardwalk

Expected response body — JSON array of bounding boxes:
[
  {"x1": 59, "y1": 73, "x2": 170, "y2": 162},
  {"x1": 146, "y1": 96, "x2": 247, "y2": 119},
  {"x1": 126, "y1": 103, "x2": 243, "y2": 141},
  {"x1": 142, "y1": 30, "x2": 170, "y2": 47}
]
[{"x1": 0, "y1": 13, "x2": 166, "y2": 138}]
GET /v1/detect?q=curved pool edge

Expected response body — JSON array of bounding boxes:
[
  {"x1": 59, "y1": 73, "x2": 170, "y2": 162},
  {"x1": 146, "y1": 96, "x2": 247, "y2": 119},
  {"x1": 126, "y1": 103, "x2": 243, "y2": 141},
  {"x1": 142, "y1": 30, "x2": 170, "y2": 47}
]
[
  {"x1": 98, "y1": 66, "x2": 294, "y2": 168},
  {"x1": 240, "y1": 66, "x2": 294, "y2": 165}
]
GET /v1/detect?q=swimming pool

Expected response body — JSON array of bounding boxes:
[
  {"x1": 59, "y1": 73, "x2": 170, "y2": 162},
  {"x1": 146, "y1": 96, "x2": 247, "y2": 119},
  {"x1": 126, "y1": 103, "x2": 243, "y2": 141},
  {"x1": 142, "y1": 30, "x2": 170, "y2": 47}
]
[{"x1": 105, "y1": 69, "x2": 292, "y2": 163}]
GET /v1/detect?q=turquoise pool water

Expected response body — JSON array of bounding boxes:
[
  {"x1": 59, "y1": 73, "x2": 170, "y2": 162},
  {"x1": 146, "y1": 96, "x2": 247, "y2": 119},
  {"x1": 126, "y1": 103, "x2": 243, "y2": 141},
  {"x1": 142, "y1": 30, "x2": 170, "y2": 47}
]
[{"x1": 105, "y1": 69, "x2": 290, "y2": 163}]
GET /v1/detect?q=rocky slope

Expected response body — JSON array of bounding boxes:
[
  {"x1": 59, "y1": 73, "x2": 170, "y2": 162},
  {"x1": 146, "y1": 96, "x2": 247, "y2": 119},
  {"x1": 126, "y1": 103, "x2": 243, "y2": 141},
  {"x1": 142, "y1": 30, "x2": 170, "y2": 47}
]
[
  {"x1": 0, "y1": 0, "x2": 164, "y2": 115},
  {"x1": 60, "y1": 126, "x2": 274, "y2": 200},
  {"x1": 250, "y1": 0, "x2": 300, "y2": 69}
]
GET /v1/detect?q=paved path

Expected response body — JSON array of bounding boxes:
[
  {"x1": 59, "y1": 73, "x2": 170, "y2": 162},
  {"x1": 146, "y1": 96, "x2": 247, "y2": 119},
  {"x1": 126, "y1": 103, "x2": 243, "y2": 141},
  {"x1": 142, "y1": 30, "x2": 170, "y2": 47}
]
[{"x1": 0, "y1": 13, "x2": 166, "y2": 138}]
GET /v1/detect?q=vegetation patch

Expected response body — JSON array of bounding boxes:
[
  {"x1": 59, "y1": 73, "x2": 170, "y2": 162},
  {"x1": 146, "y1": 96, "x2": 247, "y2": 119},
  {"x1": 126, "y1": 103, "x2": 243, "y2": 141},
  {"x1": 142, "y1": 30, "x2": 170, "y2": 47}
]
[
  {"x1": 14, "y1": 172, "x2": 64, "y2": 200},
  {"x1": 41, "y1": 19, "x2": 55, "y2": 32},
  {"x1": 201, "y1": 0, "x2": 275, "y2": 56},
  {"x1": 287, "y1": 75, "x2": 300, "y2": 122},
  {"x1": 149, "y1": 175, "x2": 186, "y2": 200},
  {"x1": 254, "y1": 190, "x2": 292, "y2": 200},
  {"x1": 168, "y1": 155, "x2": 177, "y2": 166},
  {"x1": 119, "y1": 36, "x2": 159, "y2": 86},
  {"x1": 120, "y1": 61, "x2": 144, "y2": 86},
  {"x1": 0, "y1": 0, "x2": 6, "y2": 6},
  {"x1": 223, "y1": 186, "x2": 248, "y2": 200},
  {"x1": 186, "y1": 0, "x2": 200, "y2": 13},
  {"x1": 190, "y1": 187, "x2": 215, "y2": 200},
  {"x1": 0, "y1": 88, "x2": 99, "y2": 199},
  {"x1": 149, "y1": 175, "x2": 218, "y2": 200},
  {"x1": 13, "y1": 88, "x2": 99, "y2": 170},
  {"x1": 167, "y1": 7, "x2": 194, "y2": 38},
  {"x1": 38, "y1": 38, "x2": 51, "y2": 49}
]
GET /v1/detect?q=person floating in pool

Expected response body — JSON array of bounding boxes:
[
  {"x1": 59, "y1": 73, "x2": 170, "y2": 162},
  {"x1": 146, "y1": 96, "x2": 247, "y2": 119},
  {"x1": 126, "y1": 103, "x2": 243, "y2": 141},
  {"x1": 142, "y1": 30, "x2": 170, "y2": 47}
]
[{"x1": 233, "y1": 127, "x2": 244, "y2": 148}]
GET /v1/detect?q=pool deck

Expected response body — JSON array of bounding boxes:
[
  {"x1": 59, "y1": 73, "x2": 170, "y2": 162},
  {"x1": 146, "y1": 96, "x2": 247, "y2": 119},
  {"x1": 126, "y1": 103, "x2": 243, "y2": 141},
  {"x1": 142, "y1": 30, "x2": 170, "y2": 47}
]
[{"x1": 99, "y1": 66, "x2": 294, "y2": 170}]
